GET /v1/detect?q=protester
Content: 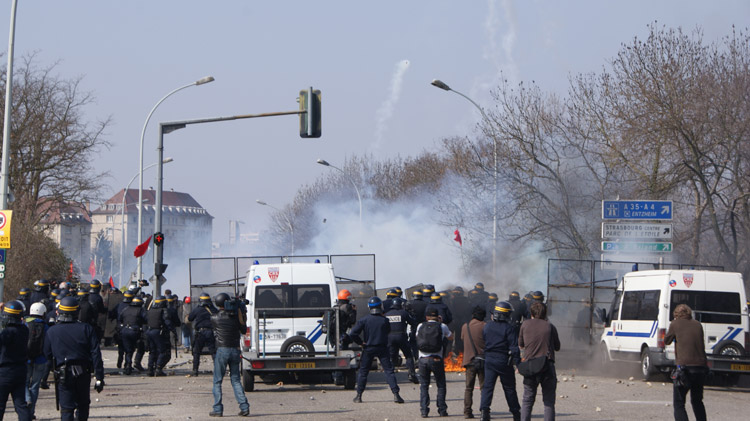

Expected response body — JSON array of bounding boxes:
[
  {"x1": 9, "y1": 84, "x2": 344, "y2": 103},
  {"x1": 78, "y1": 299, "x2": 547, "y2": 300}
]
[
  {"x1": 664, "y1": 304, "x2": 707, "y2": 421},
  {"x1": 461, "y1": 306, "x2": 487, "y2": 419},
  {"x1": 518, "y1": 302, "x2": 560, "y2": 421},
  {"x1": 26, "y1": 302, "x2": 49, "y2": 419},
  {"x1": 209, "y1": 293, "x2": 250, "y2": 417},
  {"x1": 416, "y1": 308, "x2": 453, "y2": 418}
]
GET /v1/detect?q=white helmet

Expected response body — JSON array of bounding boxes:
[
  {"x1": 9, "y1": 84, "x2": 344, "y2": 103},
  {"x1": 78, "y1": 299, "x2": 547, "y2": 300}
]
[{"x1": 30, "y1": 302, "x2": 47, "y2": 317}]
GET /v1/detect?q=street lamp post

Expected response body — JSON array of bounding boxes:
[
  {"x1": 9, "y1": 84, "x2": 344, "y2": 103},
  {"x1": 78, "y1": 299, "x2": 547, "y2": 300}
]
[
  {"x1": 431, "y1": 79, "x2": 498, "y2": 280},
  {"x1": 136, "y1": 76, "x2": 214, "y2": 283},
  {"x1": 256, "y1": 200, "x2": 294, "y2": 256},
  {"x1": 119, "y1": 159, "x2": 172, "y2": 288},
  {"x1": 316, "y1": 159, "x2": 362, "y2": 226}
]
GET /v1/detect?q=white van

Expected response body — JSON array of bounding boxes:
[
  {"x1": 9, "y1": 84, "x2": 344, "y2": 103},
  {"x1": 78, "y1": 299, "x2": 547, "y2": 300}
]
[{"x1": 597, "y1": 270, "x2": 749, "y2": 380}]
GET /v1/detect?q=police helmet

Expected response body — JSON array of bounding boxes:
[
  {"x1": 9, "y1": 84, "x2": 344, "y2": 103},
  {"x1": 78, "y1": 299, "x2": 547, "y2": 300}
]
[
  {"x1": 524, "y1": 292, "x2": 533, "y2": 301},
  {"x1": 412, "y1": 290, "x2": 423, "y2": 299},
  {"x1": 509, "y1": 291, "x2": 520, "y2": 300},
  {"x1": 50, "y1": 288, "x2": 61, "y2": 298},
  {"x1": 152, "y1": 295, "x2": 167, "y2": 309},
  {"x1": 368, "y1": 296, "x2": 383, "y2": 314},
  {"x1": 474, "y1": 282, "x2": 485, "y2": 290},
  {"x1": 337, "y1": 289, "x2": 352, "y2": 302},
  {"x1": 57, "y1": 296, "x2": 80, "y2": 322},
  {"x1": 2, "y1": 300, "x2": 25, "y2": 321},
  {"x1": 90, "y1": 279, "x2": 102, "y2": 290},
  {"x1": 439, "y1": 291, "x2": 448, "y2": 299},
  {"x1": 394, "y1": 287, "x2": 403, "y2": 298},
  {"x1": 390, "y1": 297, "x2": 404, "y2": 310},
  {"x1": 123, "y1": 291, "x2": 134, "y2": 303},
  {"x1": 488, "y1": 292, "x2": 498, "y2": 301},
  {"x1": 34, "y1": 279, "x2": 50, "y2": 292},
  {"x1": 532, "y1": 291, "x2": 545, "y2": 302},
  {"x1": 430, "y1": 293, "x2": 442, "y2": 304},
  {"x1": 386, "y1": 288, "x2": 398, "y2": 298},
  {"x1": 199, "y1": 293, "x2": 212, "y2": 306},
  {"x1": 452, "y1": 286, "x2": 465, "y2": 296},
  {"x1": 131, "y1": 296, "x2": 144, "y2": 307},
  {"x1": 77, "y1": 288, "x2": 88, "y2": 297},
  {"x1": 167, "y1": 294, "x2": 178, "y2": 306},
  {"x1": 18, "y1": 287, "x2": 31, "y2": 297},
  {"x1": 30, "y1": 302, "x2": 47, "y2": 318},
  {"x1": 214, "y1": 292, "x2": 230, "y2": 308},
  {"x1": 423, "y1": 284, "x2": 435, "y2": 294},
  {"x1": 55, "y1": 289, "x2": 69, "y2": 303},
  {"x1": 492, "y1": 301, "x2": 513, "y2": 322}
]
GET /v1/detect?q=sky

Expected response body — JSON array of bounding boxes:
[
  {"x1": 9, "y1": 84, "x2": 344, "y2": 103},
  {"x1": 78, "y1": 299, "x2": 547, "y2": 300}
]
[{"x1": 1, "y1": 1, "x2": 747, "y2": 294}]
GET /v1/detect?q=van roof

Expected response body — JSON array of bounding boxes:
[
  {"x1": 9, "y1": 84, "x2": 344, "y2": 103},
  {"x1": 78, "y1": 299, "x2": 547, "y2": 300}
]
[{"x1": 624, "y1": 269, "x2": 739, "y2": 277}]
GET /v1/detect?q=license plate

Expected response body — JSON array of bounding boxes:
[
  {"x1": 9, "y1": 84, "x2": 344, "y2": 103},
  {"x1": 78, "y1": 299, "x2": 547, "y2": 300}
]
[
  {"x1": 267, "y1": 333, "x2": 285, "y2": 340},
  {"x1": 286, "y1": 362, "x2": 315, "y2": 369},
  {"x1": 730, "y1": 364, "x2": 750, "y2": 371}
]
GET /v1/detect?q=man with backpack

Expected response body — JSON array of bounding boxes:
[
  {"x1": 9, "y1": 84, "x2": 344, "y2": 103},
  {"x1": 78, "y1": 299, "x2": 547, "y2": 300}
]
[
  {"x1": 416, "y1": 308, "x2": 454, "y2": 418},
  {"x1": 26, "y1": 302, "x2": 48, "y2": 419}
]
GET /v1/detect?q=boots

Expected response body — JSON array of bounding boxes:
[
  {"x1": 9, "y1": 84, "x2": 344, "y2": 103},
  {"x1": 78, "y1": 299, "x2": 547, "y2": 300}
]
[
  {"x1": 353, "y1": 393, "x2": 362, "y2": 403},
  {"x1": 134, "y1": 362, "x2": 145, "y2": 372},
  {"x1": 512, "y1": 412, "x2": 520, "y2": 421},
  {"x1": 117, "y1": 353, "x2": 123, "y2": 369},
  {"x1": 393, "y1": 392, "x2": 404, "y2": 404},
  {"x1": 147, "y1": 368, "x2": 155, "y2": 377},
  {"x1": 480, "y1": 409, "x2": 491, "y2": 421},
  {"x1": 408, "y1": 368, "x2": 419, "y2": 384},
  {"x1": 124, "y1": 365, "x2": 132, "y2": 375},
  {"x1": 155, "y1": 367, "x2": 167, "y2": 377}
]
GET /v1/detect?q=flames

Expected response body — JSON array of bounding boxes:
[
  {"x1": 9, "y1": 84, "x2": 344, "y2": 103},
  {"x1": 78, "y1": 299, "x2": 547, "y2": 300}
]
[{"x1": 444, "y1": 352, "x2": 465, "y2": 372}]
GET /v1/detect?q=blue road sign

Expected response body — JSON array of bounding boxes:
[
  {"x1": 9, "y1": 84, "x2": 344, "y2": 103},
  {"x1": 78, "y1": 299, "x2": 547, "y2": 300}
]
[
  {"x1": 602, "y1": 200, "x2": 672, "y2": 220},
  {"x1": 0, "y1": 249, "x2": 5, "y2": 264}
]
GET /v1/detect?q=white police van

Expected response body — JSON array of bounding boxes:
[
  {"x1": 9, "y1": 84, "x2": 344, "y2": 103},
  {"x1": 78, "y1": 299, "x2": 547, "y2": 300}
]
[
  {"x1": 597, "y1": 270, "x2": 750, "y2": 381},
  {"x1": 240, "y1": 256, "x2": 375, "y2": 391}
]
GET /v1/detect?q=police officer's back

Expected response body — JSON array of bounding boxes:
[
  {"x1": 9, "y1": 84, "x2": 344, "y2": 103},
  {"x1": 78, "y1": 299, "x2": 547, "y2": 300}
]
[
  {"x1": 484, "y1": 293, "x2": 499, "y2": 322},
  {"x1": 189, "y1": 293, "x2": 217, "y2": 375},
  {"x1": 469, "y1": 282, "x2": 490, "y2": 309},
  {"x1": 508, "y1": 291, "x2": 525, "y2": 329},
  {"x1": 30, "y1": 280, "x2": 50, "y2": 305},
  {"x1": 117, "y1": 296, "x2": 147, "y2": 375},
  {"x1": 425, "y1": 293, "x2": 453, "y2": 325},
  {"x1": 408, "y1": 289, "x2": 429, "y2": 325},
  {"x1": 0, "y1": 301, "x2": 31, "y2": 420},
  {"x1": 146, "y1": 296, "x2": 174, "y2": 376},
  {"x1": 17, "y1": 288, "x2": 31, "y2": 315}
]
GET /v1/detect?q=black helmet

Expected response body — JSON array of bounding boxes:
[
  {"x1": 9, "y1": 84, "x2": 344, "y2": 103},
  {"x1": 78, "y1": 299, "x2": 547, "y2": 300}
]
[
  {"x1": 90, "y1": 279, "x2": 102, "y2": 290},
  {"x1": 423, "y1": 284, "x2": 435, "y2": 295},
  {"x1": 390, "y1": 297, "x2": 404, "y2": 310},
  {"x1": 474, "y1": 282, "x2": 485, "y2": 290},
  {"x1": 386, "y1": 288, "x2": 398, "y2": 298},
  {"x1": 152, "y1": 295, "x2": 167, "y2": 309},
  {"x1": 452, "y1": 286, "x2": 464, "y2": 296},
  {"x1": 215, "y1": 292, "x2": 230, "y2": 308},
  {"x1": 509, "y1": 291, "x2": 520, "y2": 300},
  {"x1": 492, "y1": 301, "x2": 513, "y2": 322},
  {"x1": 77, "y1": 288, "x2": 88, "y2": 297},
  {"x1": 55, "y1": 289, "x2": 69, "y2": 303},
  {"x1": 394, "y1": 287, "x2": 403, "y2": 297},
  {"x1": 430, "y1": 293, "x2": 442, "y2": 304},
  {"x1": 18, "y1": 287, "x2": 31, "y2": 297},
  {"x1": 57, "y1": 296, "x2": 80, "y2": 322},
  {"x1": 412, "y1": 290, "x2": 423, "y2": 299},
  {"x1": 50, "y1": 288, "x2": 61, "y2": 298},
  {"x1": 34, "y1": 279, "x2": 50, "y2": 292},
  {"x1": 368, "y1": 296, "x2": 383, "y2": 314},
  {"x1": 524, "y1": 292, "x2": 533, "y2": 301},
  {"x1": 532, "y1": 291, "x2": 545, "y2": 302},
  {"x1": 199, "y1": 293, "x2": 212, "y2": 307},
  {"x1": 131, "y1": 296, "x2": 144, "y2": 307},
  {"x1": 488, "y1": 292, "x2": 498, "y2": 301},
  {"x1": 123, "y1": 291, "x2": 134, "y2": 303},
  {"x1": 2, "y1": 300, "x2": 25, "y2": 322}
]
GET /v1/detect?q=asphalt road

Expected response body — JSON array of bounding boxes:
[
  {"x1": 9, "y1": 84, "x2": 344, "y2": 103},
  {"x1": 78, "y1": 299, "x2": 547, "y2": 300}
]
[{"x1": 26, "y1": 348, "x2": 750, "y2": 420}]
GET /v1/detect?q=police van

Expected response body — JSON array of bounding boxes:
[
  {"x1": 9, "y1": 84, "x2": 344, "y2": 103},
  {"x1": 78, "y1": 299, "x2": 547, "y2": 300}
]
[
  {"x1": 240, "y1": 255, "x2": 375, "y2": 391},
  {"x1": 597, "y1": 270, "x2": 750, "y2": 381}
]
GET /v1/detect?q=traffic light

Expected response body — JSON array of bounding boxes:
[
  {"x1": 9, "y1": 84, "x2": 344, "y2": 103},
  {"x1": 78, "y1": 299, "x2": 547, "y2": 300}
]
[
  {"x1": 153, "y1": 232, "x2": 164, "y2": 246},
  {"x1": 155, "y1": 263, "x2": 168, "y2": 276},
  {"x1": 299, "y1": 87, "x2": 321, "y2": 138}
]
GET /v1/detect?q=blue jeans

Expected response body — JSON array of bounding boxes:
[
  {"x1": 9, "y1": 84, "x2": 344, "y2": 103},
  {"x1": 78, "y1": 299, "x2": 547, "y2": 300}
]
[
  {"x1": 418, "y1": 356, "x2": 447, "y2": 414},
  {"x1": 212, "y1": 347, "x2": 249, "y2": 414},
  {"x1": 26, "y1": 361, "x2": 47, "y2": 416}
]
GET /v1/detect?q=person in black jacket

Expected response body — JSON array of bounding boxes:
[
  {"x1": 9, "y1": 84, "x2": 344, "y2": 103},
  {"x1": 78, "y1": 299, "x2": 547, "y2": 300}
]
[
  {"x1": 188, "y1": 293, "x2": 217, "y2": 376},
  {"x1": 29, "y1": 280, "x2": 50, "y2": 306},
  {"x1": 479, "y1": 301, "x2": 521, "y2": 421},
  {"x1": 209, "y1": 293, "x2": 249, "y2": 418},
  {"x1": 16, "y1": 288, "x2": 31, "y2": 315},
  {"x1": 385, "y1": 298, "x2": 418, "y2": 383},
  {"x1": 110, "y1": 290, "x2": 135, "y2": 369},
  {"x1": 0, "y1": 301, "x2": 31, "y2": 420},
  {"x1": 426, "y1": 293, "x2": 453, "y2": 325},
  {"x1": 408, "y1": 289, "x2": 428, "y2": 359},
  {"x1": 88, "y1": 280, "x2": 107, "y2": 340},
  {"x1": 117, "y1": 297, "x2": 147, "y2": 375},
  {"x1": 145, "y1": 296, "x2": 174, "y2": 377}
]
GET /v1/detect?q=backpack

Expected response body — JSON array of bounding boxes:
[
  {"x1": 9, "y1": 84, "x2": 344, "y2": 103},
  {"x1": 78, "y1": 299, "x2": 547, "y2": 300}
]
[
  {"x1": 27, "y1": 320, "x2": 45, "y2": 359},
  {"x1": 417, "y1": 322, "x2": 442, "y2": 353}
]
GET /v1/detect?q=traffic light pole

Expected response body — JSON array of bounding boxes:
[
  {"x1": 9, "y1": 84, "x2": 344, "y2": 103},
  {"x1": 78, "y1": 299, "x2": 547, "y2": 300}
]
[{"x1": 153, "y1": 106, "x2": 310, "y2": 298}]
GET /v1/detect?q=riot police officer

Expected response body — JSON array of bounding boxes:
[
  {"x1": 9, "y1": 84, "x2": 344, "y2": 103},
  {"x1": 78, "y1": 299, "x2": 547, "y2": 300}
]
[
  {"x1": 166, "y1": 294, "x2": 182, "y2": 353},
  {"x1": 110, "y1": 290, "x2": 135, "y2": 369},
  {"x1": 508, "y1": 291, "x2": 525, "y2": 330},
  {"x1": 131, "y1": 296, "x2": 147, "y2": 372},
  {"x1": 485, "y1": 293, "x2": 499, "y2": 322},
  {"x1": 450, "y1": 286, "x2": 471, "y2": 350},
  {"x1": 469, "y1": 282, "x2": 490, "y2": 309},
  {"x1": 17, "y1": 288, "x2": 31, "y2": 315},
  {"x1": 29, "y1": 280, "x2": 50, "y2": 305},
  {"x1": 77, "y1": 288, "x2": 97, "y2": 329},
  {"x1": 349, "y1": 297, "x2": 404, "y2": 404},
  {"x1": 383, "y1": 288, "x2": 399, "y2": 313},
  {"x1": 408, "y1": 289, "x2": 428, "y2": 358},
  {"x1": 0, "y1": 301, "x2": 31, "y2": 420},
  {"x1": 188, "y1": 293, "x2": 217, "y2": 375},
  {"x1": 44, "y1": 296, "x2": 104, "y2": 421},
  {"x1": 118, "y1": 295, "x2": 147, "y2": 375},
  {"x1": 88, "y1": 280, "x2": 107, "y2": 340},
  {"x1": 479, "y1": 301, "x2": 521, "y2": 421},
  {"x1": 146, "y1": 296, "x2": 175, "y2": 376},
  {"x1": 426, "y1": 292, "x2": 453, "y2": 325},
  {"x1": 384, "y1": 298, "x2": 418, "y2": 383},
  {"x1": 394, "y1": 286, "x2": 403, "y2": 299}
]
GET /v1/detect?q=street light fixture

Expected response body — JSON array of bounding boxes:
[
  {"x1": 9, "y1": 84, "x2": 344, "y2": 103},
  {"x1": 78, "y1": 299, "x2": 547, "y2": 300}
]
[
  {"x1": 136, "y1": 76, "x2": 214, "y2": 283},
  {"x1": 316, "y1": 158, "x2": 363, "y2": 233},
  {"x1": 431, "y1": 78, "x2": 498, "y2": 280},
  {"x1": 256, "y1": 199, "x2": 294, "y2": 256}
]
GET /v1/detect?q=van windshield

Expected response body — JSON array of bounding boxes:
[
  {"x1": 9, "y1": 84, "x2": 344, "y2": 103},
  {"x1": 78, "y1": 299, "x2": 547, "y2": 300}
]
[
  {"x1": 255, "y1": 284, "x2": 331, "y2": 318},
  {"x1": 670, "y1": 290, "x2": 741, "y2": 324}
]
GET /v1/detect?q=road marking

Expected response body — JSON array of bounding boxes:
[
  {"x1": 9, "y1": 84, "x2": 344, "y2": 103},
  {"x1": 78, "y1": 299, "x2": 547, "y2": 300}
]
[{"x1": 615, "y1": 401, "x2": 671, "y2": 405}]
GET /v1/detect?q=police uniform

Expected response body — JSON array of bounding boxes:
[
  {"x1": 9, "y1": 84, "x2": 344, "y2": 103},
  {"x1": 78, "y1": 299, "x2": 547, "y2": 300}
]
[
  {"x1": 146, "y1": 297, "x2": 174, "y2": 376},
  {"x1": 349, "y1": 297, "x2": 403, "y2": 403},
  {"x1": 44, "y1": 297, "x2": 104, "y2": 421},
  {"x1": 110, "y1": 292, "x2": 134, "y2": 369},
  {"x1": 17, "y1": 289, "x2": 31, "y2": 316},
  {"x1": 87, "y1": 282, "x2": 107, "y2": 340},
  {"x1": 426, "y1": 295, "x2": 453, "y2": 325},
  {"x1": 0, "y1": 302, "x2": 31, "y2": 420},
  {"x1": 29, "y1": 280, "x2": 50, "y2": 306},
  {"x1": 384, "y1": 301, "x2": 418, "y2": 383},
  {"x1": 479, "y1": 303, "x2": 521, "y2": 421},
  {"x1": 188, "y1": 298, "x2": 216, "y2": 375},
  {"x1": 117, "y1": 300, "x2": 147, "y2": 375},
  {"x1": 408, "y1": 290, "x2": 429, "y2": 358},
  {"x1": 469, "y1": 283, "x2": 490, "y2": 309},
  {"x1": 508, "y1": 293, "x2": 526, "y2": 332}
]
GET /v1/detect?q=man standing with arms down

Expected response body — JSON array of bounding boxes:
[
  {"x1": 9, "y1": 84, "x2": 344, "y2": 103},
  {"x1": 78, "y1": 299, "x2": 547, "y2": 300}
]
[
  {"x1": 479, "y1": 301, "x2": 521, "y2": 421},
  {"x1": 664, "y1": 304, "x2": 707, "y2": 421},
  {"x1": 518, "y1": 302, "x2": 560, "y2": 421},
  {"x1": 209, "y1": 293, "x2": 250, "y2": 417},
  {"x1": 461, "y1": 306, "x2": 486, "y2": 419}
]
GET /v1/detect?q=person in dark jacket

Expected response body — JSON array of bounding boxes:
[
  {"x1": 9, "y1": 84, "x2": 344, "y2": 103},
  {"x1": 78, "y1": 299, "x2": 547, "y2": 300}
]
[
  {"x1": 664, "y1": 304, "x2": 708, "y2": 421},
  {"x1": 29, "y1": 280, "x2": 50, "y2": 306},
  {"x1": 479, "y1": 301, "x2": 521, "y2": 421},
  {"x1": 408, "y1": 289, "x2": 429, "y2": 358},
  {"x1": 209, "y1": 293, "x2": 249, "y2": 417},
  {"x1": 17, "y1": 288, "x2": 31, "y2": 315},
  {"x1": 0, "y1": 301, "x2": 31, "y2": 420},
  {"x1": 189, "y1": 293, "x2": 217, "y2": 375},
  {"x1": 349, "y1": 297, "x2": 404, "y2": 404},
  {"x1": 44, "y1": 296, "x2": 104, "y2": 421},
  {"x1": 469, "y1": 283, "x2": 490, "y2": 309},
  {"x1": 117, "y1": 296, "x2": 147, "y2": 375},
  {"x1": 484, "y1": 293, "x2": 499, "y2": 322},
  {"x1": 145, "y1": 296, "x2": 174, "y2": 377},
  {"x1": 426, "y1": 292, "x2": 453, "y2": 325},
  {"x1": 88, "y1": 280, "x2": 107, "y2": 341},
  {"x1": 450, "y1": 287, "x2": 472, "y2": 351},
  {"x1": 518, "y1": 302, "x2": 560, "y2": 421},
  {"x1": 385, "y1": 298, "x2": 418, "y2": 383},
  {"x1": 508, "y1": 291, "x2": 525, "y2": 331},
  {"x1": 461, "y1": 306, "x2": 487, "y2": 419}
]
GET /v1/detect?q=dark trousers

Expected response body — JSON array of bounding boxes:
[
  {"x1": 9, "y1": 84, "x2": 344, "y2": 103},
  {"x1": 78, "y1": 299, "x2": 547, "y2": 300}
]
[
  {"x1": 134, "y1": 333, "x2": 146, "y2": 367},
  {"x1": 121, "y1": 327, "x2": 140, "y2": 369},
  {"x1": 0, "y1": 366, "x2": 30, "y2": 421},
  {"x1": 418, "y1": 356, "x2": 447, "y2": 414},
  {"x1": 193, "y1": 328, "x2": 216, "y2": 371},
  {"x1": 673, "y1": 367, "x2": 707, "y2": 421},
  {"x1": 388, "y1": 334, "x2": 415, "y2": 372},
  {"x1": 356, "y1": 345, "x2": 399, "y2": 394},
  {"x1": 59, "y1": 369, "x2": 91, "y2": 421},
  {"x1": 464, "y1": 362, "x2": 485, "y2": 415},
  {"x1": 146, "y1": 329, "x2": 171, "y2": 370},
  {"x1": 521, "y1": 362, "x2": 556, "y2": 421},
  {"x1": 479, "y1": 355, "x2": 520, "y2": 416}
]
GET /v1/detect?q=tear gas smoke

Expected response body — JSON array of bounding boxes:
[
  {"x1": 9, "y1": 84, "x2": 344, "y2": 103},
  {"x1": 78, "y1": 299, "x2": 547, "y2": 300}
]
[{"x1": 372, "y1": 59, "x2": 411, "y2": 153}]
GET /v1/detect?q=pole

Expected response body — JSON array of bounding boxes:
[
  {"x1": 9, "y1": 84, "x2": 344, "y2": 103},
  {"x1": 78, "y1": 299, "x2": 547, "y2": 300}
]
[
  {"x1": 154, "y1": 125, "x2": 165, "y2": 298},
  {"x1": 0, "y1": 0, "x2": 18, "y2": 301}
]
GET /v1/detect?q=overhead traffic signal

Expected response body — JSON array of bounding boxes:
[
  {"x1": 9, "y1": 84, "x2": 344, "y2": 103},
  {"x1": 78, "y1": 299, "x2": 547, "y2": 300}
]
[
  {"x1": 153, "y1": 232, "x2": 164, "y2": 246},
  {"x1": 299, "y1": 87, "x2": 321, "y2": 138}
]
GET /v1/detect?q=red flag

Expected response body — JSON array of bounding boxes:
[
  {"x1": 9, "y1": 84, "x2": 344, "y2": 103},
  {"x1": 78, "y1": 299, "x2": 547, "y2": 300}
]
[
  {"x1": 133, "y1": 235, "x2": 152, "y2": 258},
  {"x1": 108, "y1": 276, "x2": 115, "y2": 289},
  {"x1": 453, "y1": 229, "x2": 462, "y2": 246},
  {"x1": 88, "y1": 260, "x2": 96, "y2": 279}
]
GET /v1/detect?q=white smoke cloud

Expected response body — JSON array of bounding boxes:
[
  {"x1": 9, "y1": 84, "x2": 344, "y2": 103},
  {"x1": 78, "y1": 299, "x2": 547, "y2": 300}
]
[
  {"x1": 480, "y1": 0, "x2": 519, "y2": 90},
  {"x1": 372, "y1": 59, "x2": 411, "y2": 153}
]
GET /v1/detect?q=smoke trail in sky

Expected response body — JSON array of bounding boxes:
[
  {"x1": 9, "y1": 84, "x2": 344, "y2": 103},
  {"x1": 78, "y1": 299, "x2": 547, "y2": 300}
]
[
  {"x1": 482, "y1": 0, "x2": 519, "y2": 87},
  {"x1": 372, "y1": 59, "x2": 410, "y2": 153}
]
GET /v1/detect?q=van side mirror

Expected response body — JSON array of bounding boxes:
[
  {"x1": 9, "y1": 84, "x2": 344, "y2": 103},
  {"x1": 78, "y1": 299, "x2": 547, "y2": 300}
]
[{"x1": 594, "y1": 307, "x2": 608, "y2": 324}]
